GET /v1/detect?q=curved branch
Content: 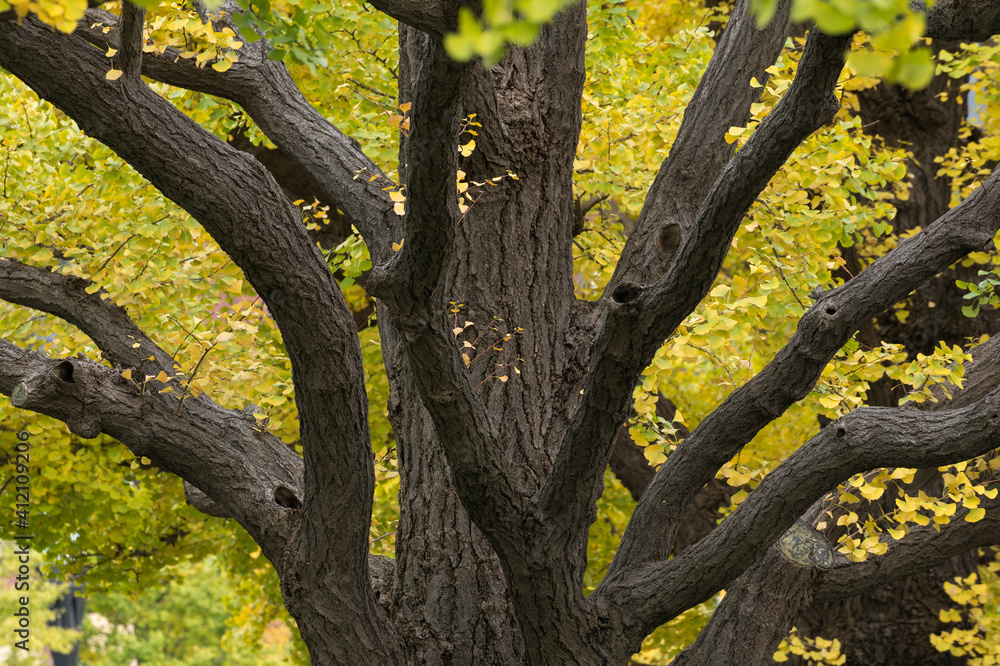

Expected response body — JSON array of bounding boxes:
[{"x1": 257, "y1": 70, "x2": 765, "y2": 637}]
[
  {"x1": 814, "y1": 496, "x2": 1000, "y2": 603},
  {"x1": 611, "y1": 164, "x2": 1000, "y2": 574},
  {"x1": 0, "y1": 258, "x2": 308, "y2": 515},
  {"x1": 542, "y1": 26, "x2": 852, "y2": 549},
  {"x1": 0, "y1": 16, "x2": 375, "y2": 589},
  {"x1": 0, "y1": 341, "x2": 301, "y2": 567},
  {"x1": 0, "y1": 259, "x2": 178, "y2": 376},
  {"x1": 77, "y1": 5, "x2": 398, "y2": 260},
  {"x1": 660, "y1": 334, "x2": 1000, "y2": 665},
  {"x1": 668, "y1": 496, "x2": 1000, "y2": 666},
  {"x1": 606, "y1": 383, "x2": 1000, "y2": 642}
]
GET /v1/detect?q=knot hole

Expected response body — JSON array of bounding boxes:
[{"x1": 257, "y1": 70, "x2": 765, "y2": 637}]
[{"x1": 612, "y1": 282, "x2": 643, "y2": 304}]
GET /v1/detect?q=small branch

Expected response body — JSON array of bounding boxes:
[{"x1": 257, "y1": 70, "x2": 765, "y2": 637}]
[
  {"x1": 183, "y1": 480, "x2": 231, "y2": 518},
  {"x1": 95, "y1": 233, "x2": 138, "y2": 275},
  {"x1": 574, "y1": 192, "x2": 610, "y2": 235}
]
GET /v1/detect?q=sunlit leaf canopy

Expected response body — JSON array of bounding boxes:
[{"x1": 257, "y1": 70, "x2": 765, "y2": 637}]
[{"x1": 2, "y1": 0, "x2": 1000, "y2": 661}]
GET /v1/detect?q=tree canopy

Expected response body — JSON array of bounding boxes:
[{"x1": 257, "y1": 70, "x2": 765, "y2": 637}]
[{"x1": 3, "y1": 0, "x2": 1000, "y2": 663}]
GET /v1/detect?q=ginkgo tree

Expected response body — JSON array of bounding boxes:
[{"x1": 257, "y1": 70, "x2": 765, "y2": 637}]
[{"x1": 3, "y1": 0, "x2": 1000, "y2": 663}]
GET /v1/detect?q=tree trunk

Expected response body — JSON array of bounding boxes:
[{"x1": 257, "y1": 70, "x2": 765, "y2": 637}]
[{"x1": 375, "y1": 12, "x2": 597, "y2": 663}]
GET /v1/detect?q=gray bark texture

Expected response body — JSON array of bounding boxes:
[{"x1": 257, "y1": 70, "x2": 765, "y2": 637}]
[{"x1": 3, "y1": 0, "x2": 1000, "y2": 664}]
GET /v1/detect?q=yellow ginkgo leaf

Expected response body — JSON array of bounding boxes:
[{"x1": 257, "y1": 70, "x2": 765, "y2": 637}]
[
  {"x1": 106, "y1": 69, "x2": 123, "y2": 81},
  {"x1": 965, "y1": 507, "x2": 986, "y2": 523}
]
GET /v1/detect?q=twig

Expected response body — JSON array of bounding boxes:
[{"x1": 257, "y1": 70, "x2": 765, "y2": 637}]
[{"x1": 686, "y1": 342, "x2": 738, "y2": 388}]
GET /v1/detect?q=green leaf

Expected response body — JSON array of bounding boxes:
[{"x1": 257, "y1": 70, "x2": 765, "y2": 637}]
[
  {"x1": 750, "y1": 0, "x2": 779, "y2": 28},
  {"x1": 810, "y1": 3, "x2": 857, "y2": 35},
  {"x1": 514, "y1": 0, "x2": 565, "y2": 23},
  {"x1": 502, "y1": 20, "x2": 541, "y2": 46},
  {"x1": 892, "y1": 48, "x2": 935, "y2": 90},
  {"x1": 484, "y1": 0, "x2": 513, "y2": 25},
  {"x1": 847, "y1": 50, "x2": 893, "y2": 78}
]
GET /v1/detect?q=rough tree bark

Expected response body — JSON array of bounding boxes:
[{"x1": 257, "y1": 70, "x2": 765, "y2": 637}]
[{"x1": 2, "y1": 0, "x2": 1000, "y2": 664}]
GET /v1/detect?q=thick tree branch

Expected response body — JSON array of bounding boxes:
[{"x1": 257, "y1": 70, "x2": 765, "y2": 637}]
[
  {"x1": 536, "y1": 1, "x2": 587, "y2": 168},
  {"x1": 667, "y1": 496, "x2": 1000, "y2": 666},
  {"x1": 542, "y1": 27, "x2": 852, "y2": 550},
  {"x1": 669, "y1": 546, "x2": 821, "y2": 666},
  {"x1": 0, "y1": 341, "x2": 301, "y2": 567},
  {"x1": 0, "y1": 258, "x2": 311, "y2": 515},
  {"x1": 77, "y1": 5, "x2": 398, "y2": 260},
  {"x1": 0, "y1": 16, "x2": 377, "y2": 593},
  {"x1": 922, "y1": 0, "x2": 1000, "y2": 41},
  {"x1": 0, "y1": 260, "x2": 178, "y2": 377},
  {"x1": 367, "y1": 0, "x2": 449, "y2": 38},
  {"x1": 610, "y1": 162, "x2": 1000, "y2": 578},
  {"x1": 814, "y1": 497, "x2": 1000, "y2": 603},
  {"x1": 605, "y1": 384, "x2": 1000, "y2": 644},
  {"x1": 606, "y1": 0, "x2": 793, "y2": 292},
  {"x1": 663, "y1": 334, "x2": 1000, "y2": 665}
]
